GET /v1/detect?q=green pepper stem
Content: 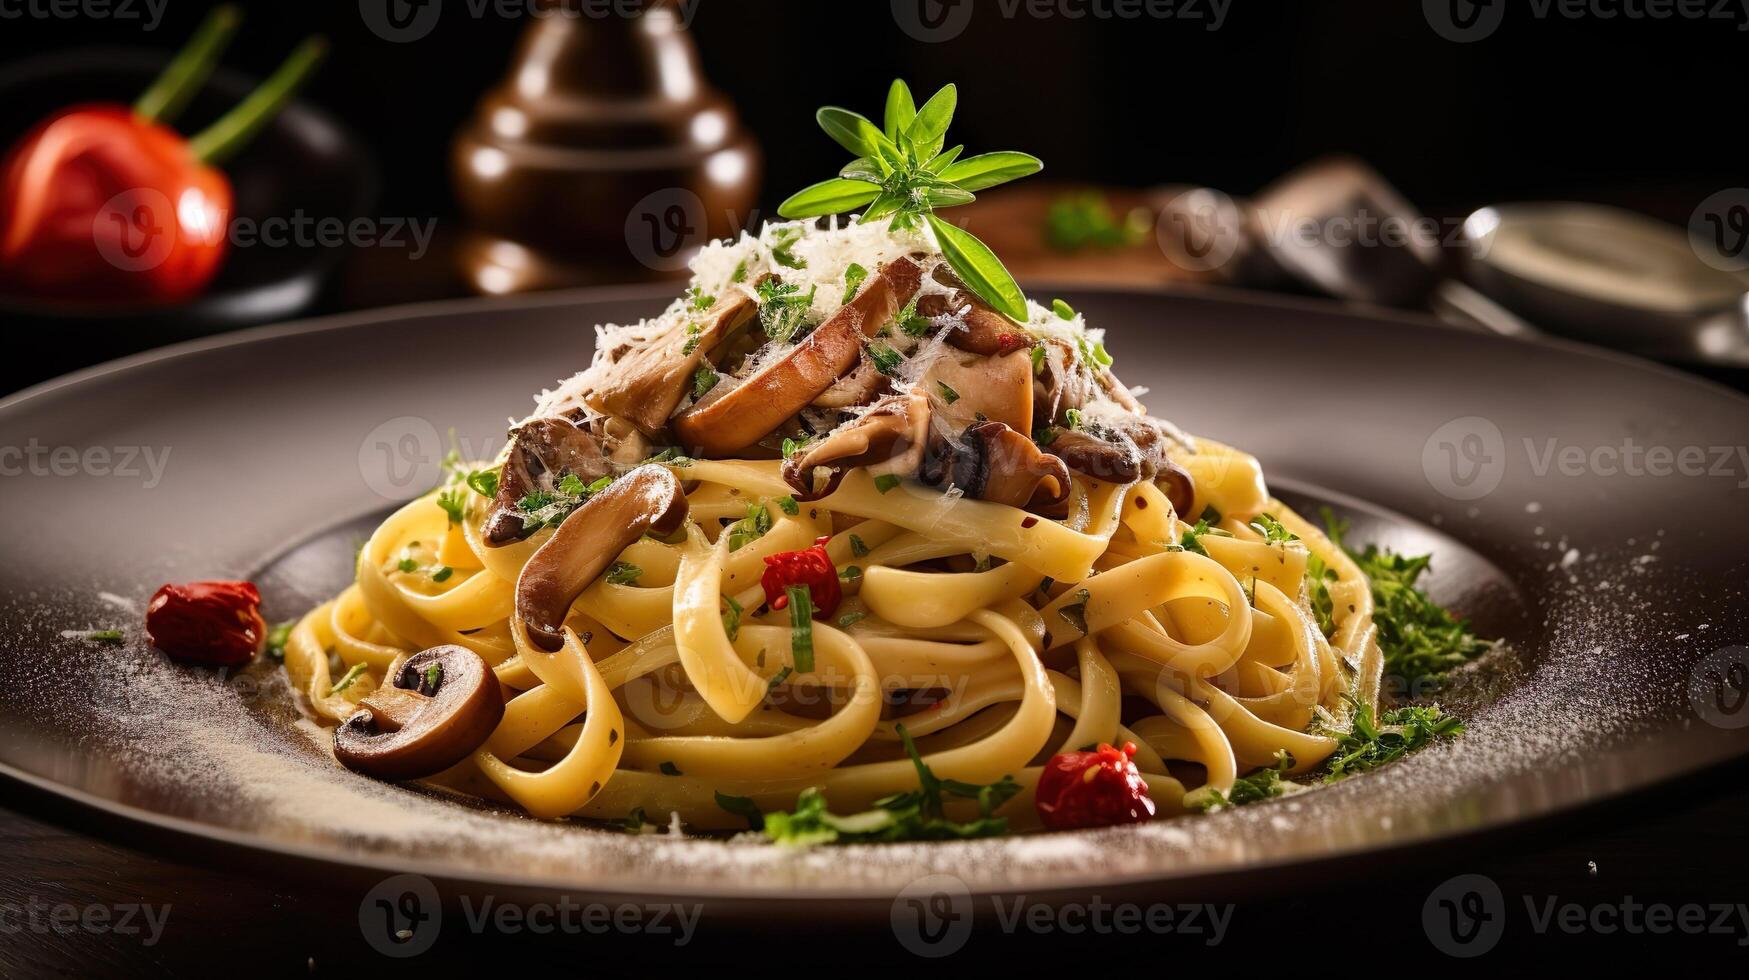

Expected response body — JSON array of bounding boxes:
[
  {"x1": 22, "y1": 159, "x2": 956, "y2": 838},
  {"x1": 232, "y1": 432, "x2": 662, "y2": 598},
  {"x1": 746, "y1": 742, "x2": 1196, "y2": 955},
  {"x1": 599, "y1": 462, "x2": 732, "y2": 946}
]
[
  {"x1": 134, "y1": 5, "x2": 243, "y2": 125},
  {"x1": 188, "y1": 36, "x2": 328, "y2": 167}
]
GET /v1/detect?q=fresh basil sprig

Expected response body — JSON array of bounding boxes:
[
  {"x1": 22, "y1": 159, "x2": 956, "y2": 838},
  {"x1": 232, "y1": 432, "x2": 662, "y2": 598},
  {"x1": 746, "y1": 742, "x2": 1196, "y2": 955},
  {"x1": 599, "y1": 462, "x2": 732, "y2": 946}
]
[{"x1": 777, "y1": 80, "x2": 1042, "y2": 323}]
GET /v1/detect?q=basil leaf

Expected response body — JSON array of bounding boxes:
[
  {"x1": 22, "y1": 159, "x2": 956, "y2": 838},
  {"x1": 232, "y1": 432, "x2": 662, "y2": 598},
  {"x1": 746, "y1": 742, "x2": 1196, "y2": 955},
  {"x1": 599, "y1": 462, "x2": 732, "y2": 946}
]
[
  {"x1": 884, "y1": 79, "x2": 917, "y2": 139},
  {"x1": 778, "y1": 178, "x2": 881, "y2": 220},
  {"x1": 816, "y1": 107, "x2": 887, "y2": 158},
  {"x1": 940, "y1": 151, "x2": 1044, "y2": 192},
  {"x1": 926, "y1": 214, "x2": 1028, "y2": 322}
]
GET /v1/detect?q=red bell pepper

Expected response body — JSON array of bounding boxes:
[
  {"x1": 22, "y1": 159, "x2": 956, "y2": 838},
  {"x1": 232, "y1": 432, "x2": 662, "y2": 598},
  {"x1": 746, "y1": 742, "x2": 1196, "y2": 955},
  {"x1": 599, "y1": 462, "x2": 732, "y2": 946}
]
[{"x1": 0, "y1": 7, "x2": 325, "y2": 306}]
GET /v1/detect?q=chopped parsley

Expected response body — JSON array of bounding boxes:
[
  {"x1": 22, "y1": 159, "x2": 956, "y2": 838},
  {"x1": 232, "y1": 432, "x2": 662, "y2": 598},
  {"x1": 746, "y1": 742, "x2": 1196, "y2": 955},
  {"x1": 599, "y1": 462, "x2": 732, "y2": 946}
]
[
  {"x1": 787, "y1": 585, "x2": 815, "y2": 673},
  {"x1": 839, "y1": 565, "x2": 863, "y2": 580},
  {"x1": 1305, "y1": 551, "x2": 1338, "y2": 637},
  {"x1": 421, "y1": 663, "x2": 444, "y2": 693},
  {"x1": 841, "y1": 262, "x2": 868, "y2": 304},
  {"x1": 432, "y1": 566, "x2": 455, "y2": 583},
  {"x1": 691, "y1": 364, "x2": 720, "y2": 400},
  {"x1": 781, "y1": 435, "x2": 811, "y2": 458},
  {"x1": 1064, "y1": 408, "x2": 1084, "y2": 431},
  {"x1": 1057, "y1": 588, "x2": 1092, "y2": 634},
  {"x1": 770, "y1": 226, "x2": 807, "y2": 269},
  {"x1": 759, "y1": 725, "x2": 1020, "y2": 845},
  {"x1": 1033, "y1": 425, "x2": 1059, "y2": 447},
  {"x1": 329, "y1": 663, "x2": 368, "y2": 696},
  {"x1": 1189, "y1": 750, "x2": 1295, "y2": 811},
  {"x1": 1325, "y1": 511, "x2": 1492, "y2": 686},
  {"x1": 837, "y1": 611, "x2": 866, "y2": 628},
  {"x1": 396, "y1": 558, "x2": 419, "y2": 573},
  {"x1": 868, "y1": 342, "x2": 903, "y2": 376},
  {"x1": 1321, "y1": 699, "x2": 1464, "y2": 781},
  {"x1": 731, "y1": 259, "x2": 748, "y2": 283},
  {"x1": 264, "y1": 621, "x2": 294, "y2": 662},
  {"x1": 686, "y1": 285, "x2": 715, "y2": 311},
  {"x1": 756, "y1": 278, "x2": 817, "y2": 343},
  {"x1": 465, "y1": 468, "x2": 499, "y2": 499},
  {"x1": 721, "y1": 595, "x2": 743, "y2": 641},
  {"x1": 895, "y1": 297, "x2": 930, "y2": 337},
  {"x1": 1173, "y1": 520, "x2": 1214, "y2": 556},
  {"x1": 726, "y1": 501, "x2": 774, "y2": 551},
  {"x1": 715, "y1": 791, "x2": 765, "y2": 830},
  {"x1": 767, "y1": 665, "x2": 794, "y2": 692},
  {"x1": 436, "y1": 487, "x2": 467, "y2": 525},
  {"x1": 873, "y1": 474, "x2": 902, "y2": 494},
  {"x1": 606, "y1": 561, "x2": 642, "y2": 586},
  {"x1": 849, "y1": 534, "x2": 870, "y2": 557},
  {"x1": 936, "y1": 381, "x2": 960, "y2": 404},
  {"x1": 1248, "y1": 512, "x2": 1297, "y2": 544},
  {"x1": 82, "y1": 629, "x2": 125, "y2": 644},
  {"x1": 776, "y1": 495, "x2": 800, "y2": 516}
]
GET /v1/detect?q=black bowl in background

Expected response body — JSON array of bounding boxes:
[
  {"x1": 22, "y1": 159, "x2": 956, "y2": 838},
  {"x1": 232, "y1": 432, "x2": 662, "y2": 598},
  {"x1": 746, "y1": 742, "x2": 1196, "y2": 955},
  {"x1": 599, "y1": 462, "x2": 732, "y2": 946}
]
[{"x1": 0, "y1": 47, "x2": 376, "y2": 379}]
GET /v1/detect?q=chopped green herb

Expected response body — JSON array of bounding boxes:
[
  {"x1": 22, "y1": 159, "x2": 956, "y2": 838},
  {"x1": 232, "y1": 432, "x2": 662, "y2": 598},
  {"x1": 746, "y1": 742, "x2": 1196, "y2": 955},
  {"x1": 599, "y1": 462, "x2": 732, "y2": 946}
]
[
  {"x1": 731, "y1": 259, "x2": 748, "y2": 283},
  {"x1": 770, "y1": 226, "x2": 808, "y2": 269},
  {"x1": 1199, "y1": 505, "x2": 1223, "y2": 526},
  {"x1": 466, "y1": 468, "x2": 500, "y2": 499},
  {"x1": 680, "y1": 322, "x2": 703, "y2": 356},
  {"x1": 781, "y1": 435, "x2": 811, "y2": 458},
  {"x1": 613, "y1": 807, "x2": 651, "y2": 834},
  {"x1": 787, "y1": 585, "x2": 815, "y2": 673},
  {"x1": 726, "y1": 501, "x2": 774, "y2": 551},
  {"x1": 756, "y1": 278, "x2": 818, "y2": 344},
  {"x1": 265, "y1": 621, "x2": 294, "y2": 662},
  {"x1": 777, "y1": 495, "x2": 800, "y2": 516},
  {"x1": 396, "y1": 558, "x2": 419, "y2": 573},
  {"x1": 841, "y1": 262, "x2": 868, "y2": 304},
  {"x1": 556, "y1": 472, "x2": 586, "y2": 496},
  {"x1": 691, "y1": 364, "x2": 720, "y2": 400},
  {"x1": 1189, "y1": 750, "x2": 1295, "y2": 811},
  {"x1": 329, "y1": 663, "x2": 368, "y2": 696},
  {"x1": 659, "y1": 761, "x2": 683, "y2": 776},
  {"x1": 1305, "y1": 551, "x2": 1338, "y2": 637},
  {"x1": 873, "y1": 474, "x2": 901, "y2": 494},
  {"x1": 715, "y1": 791, "x2": 765, "y2": 830},
  {"x1": 1058, "y1": 588, "x2": 1091, "y2": 634},
  {"x1": 432, "y1": 566, "x2": 454, "y2": 583},
  {"x1": 436, "y1": 487, "x2": 467, "y2": 525},
  {"x1": 849, "y1": 534, "x2": 870, "y2": 557},
  {"x1": 839, "y1": 565, "x2": 863, "y2": 580},
  {"x1": 687, "y1": 285, "x2": 715, "y2": 311},
  {"x1": 606, "y1": 561, "x2": 642, "y2": 586},
  {"x1": 1325, "y1": 511, "x2": 1492, "y2": 686},
  {"x1": 1033, "y1": 425, "x2": 1059, "y2": 447},
  {"x1": 1173, "y1": 520, "x2": 1213, "y2": 556},
  {"x1": 895, "y1": 297, "x2": 930, "y2": 337},
  {"x1": 1030, "y1": 342, "x2": 1048, "y2": 375},
  {"x1": 83, "y1": 629, "x2": 125, "y2": 644},
  {"x1": 868, "y1": 342, "x2": 903, "y2": 376},
  {"x1": 1064, "y1": 408, "x2": 1084, "y2": 431},
  {"x1": 837, "y1": 612, "x2": 866, "y2": 628},
  {"x1": 642, "y1": 447, "x2": 695, "y2": 467},
  {"x1": 758, "y1": 724, "x2": 1021, "y2": 845},
  {"x1": 422, "y1": 663, "x2": 444, "y2": 693},
  {"x1": 767, "y1": 665, "x2": 794, "y2": 692},
  {"x1": 1322, "y1": 699, "x2": 1464, "y2": 781},
  {"x1": 1249, "y1": 513, "x2": 1297, "y2": 543},
  {"x1": 721, "y1": 595, "x2": 743, "y2": 641},
  {"x1": 1052, "y1": 298, "x2": 1076, "y2": 320},
  {"x1": 936, "y1": 381, "x2": 960, "y2": 404}
]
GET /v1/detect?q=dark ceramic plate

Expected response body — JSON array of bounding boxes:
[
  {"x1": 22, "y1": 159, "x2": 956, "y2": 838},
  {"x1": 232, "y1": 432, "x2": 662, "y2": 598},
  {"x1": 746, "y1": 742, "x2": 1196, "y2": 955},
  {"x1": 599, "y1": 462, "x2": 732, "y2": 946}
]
[{"x1": 1, "y1": 285, "x2": 1746, "y2": 910}]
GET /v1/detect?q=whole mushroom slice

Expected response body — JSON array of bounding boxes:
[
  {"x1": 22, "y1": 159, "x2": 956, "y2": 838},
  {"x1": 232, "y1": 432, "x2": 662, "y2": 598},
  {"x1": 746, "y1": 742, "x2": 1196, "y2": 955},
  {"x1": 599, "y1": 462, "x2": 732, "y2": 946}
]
[
  {"x1": 781, "y1": 389, "x2": 929, "y2": 499},
  {"x1": 922, "y1": 348, "x2": 1033, "y2": 433},
  {"x1": 484, "y1": 417, "x2": 613, "y2": 546},
  {"x1": 916, "y1": 266, "x2": 1030, "y2": 356},
  {"x1": 922, "y1": 421, "x2": 1071, "y2": 511},
  {"x1": 334, "y1": 645, "x2": 505, "y2": 782},
  {"x1": 1050, "y1": 417, "x2": 1194, "y2": 512},
  {"x1": 583, "y1": 291, "x2": 758, "y2": 435},
  {"x1": 673, "y1": 256, "x2": 923, "y2": 456},
  {"x1": 516, "y1": 465, "x2": 688, "y2": 652}
]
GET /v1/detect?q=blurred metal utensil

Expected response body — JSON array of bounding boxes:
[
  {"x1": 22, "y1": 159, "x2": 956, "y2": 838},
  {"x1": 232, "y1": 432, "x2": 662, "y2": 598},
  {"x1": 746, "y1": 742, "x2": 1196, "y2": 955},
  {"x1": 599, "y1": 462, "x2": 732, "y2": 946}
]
[{"x1": 1461, "y1": 203, "x2": 1749, "y2": 366}]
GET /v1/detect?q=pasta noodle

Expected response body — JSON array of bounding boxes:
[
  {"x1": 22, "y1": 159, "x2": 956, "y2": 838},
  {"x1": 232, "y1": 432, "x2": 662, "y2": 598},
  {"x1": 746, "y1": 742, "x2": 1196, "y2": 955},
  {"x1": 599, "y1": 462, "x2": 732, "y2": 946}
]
[{"x1": 283, "y1": 218, "x2": 1384, "y2": 835}]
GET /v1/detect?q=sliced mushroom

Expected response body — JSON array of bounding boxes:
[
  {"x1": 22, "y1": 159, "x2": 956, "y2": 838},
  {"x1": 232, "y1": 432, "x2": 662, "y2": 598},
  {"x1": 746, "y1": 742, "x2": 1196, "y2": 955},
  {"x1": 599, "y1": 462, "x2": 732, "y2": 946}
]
[
  {"x1": 581, "y1": 292, "x2": 757, "y2": 435},
  {"x1": 333, "y1": 645, "x2": 505, "y2": 781},
  {"x1": 516, "y1": 465, "x2": 688, "y2": 652},
  {"x1": 782, "y1": 389, "x2": 929, "y2": 499},
  {"x1": 673, "y1": 257, "x2": 923, "y2": 456},
  {"x1": 922, "y1": 348, "x2": 1033, "y2": 433},
  {"x1": 1052, "y1": 417, "x2": 1195, "y2": 514},
  {"x1": 916, "y1": 265, "x2": 1029, "y2": 356},
  {"x1": 812, "y1": 354, "x2": 887, "y2": 409},
  {"x1": 484, "y1": 417, "x2": 613, "y2": 546},
  {"x1": 922, "y1": 421, "x2": 1071, "y2": 511},
  {"x1": 579, "y1": 414, "x2": 655, "y2": 466}
]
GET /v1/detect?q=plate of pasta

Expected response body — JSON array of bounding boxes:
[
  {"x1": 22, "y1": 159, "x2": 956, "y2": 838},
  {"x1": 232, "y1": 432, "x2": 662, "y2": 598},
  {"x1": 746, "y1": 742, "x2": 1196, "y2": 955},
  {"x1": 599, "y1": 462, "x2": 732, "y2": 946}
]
[{"x1": 1, "y1": 82, "x2": 1746, "y2": 903}]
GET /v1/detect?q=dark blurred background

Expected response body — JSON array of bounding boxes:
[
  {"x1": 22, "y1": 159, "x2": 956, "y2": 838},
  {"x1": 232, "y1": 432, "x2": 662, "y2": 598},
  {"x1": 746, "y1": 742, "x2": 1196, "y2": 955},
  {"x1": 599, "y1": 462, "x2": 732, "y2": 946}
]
[{"x1": 0, "y1": 0, "x2": 1743, "y2": 393}]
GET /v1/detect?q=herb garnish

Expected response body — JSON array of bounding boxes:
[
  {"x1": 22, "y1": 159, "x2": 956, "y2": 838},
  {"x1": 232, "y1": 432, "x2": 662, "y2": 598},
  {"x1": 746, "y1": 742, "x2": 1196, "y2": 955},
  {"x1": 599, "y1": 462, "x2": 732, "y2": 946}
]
[
  {"x1": 759, "y1": 725, "x2": 1020, "y2": 845},
  {"x1": 691, "y1": 364, "x2": 720, "y2": 400},
  {"x1": 873, "y1": 474, "x2": 901, "y2": 494},
  {"x1": 1248, "y1": 513, "x2": 1297, "y2": 544},
  {"x1": 776, "y1": 495, "x2": 800, "y2": 516},
  {"x1": 715, "y1": 791, "x2": 765, "y2": 830},
  {"x1": 329, "y1": 662, "x2": 368, "y2": 696},
  {"x1": 849, "y1": 534, "x2": 870, "y2": 557},
  {"x1": 1321, "y1": 699, "x2": 1464, "y2": 781},
  {"x1": 606, "y1": 561, "x2": 642, "y2": 586},
  {"x1": 659, "y1": 761, "x2": 683, "y2": 776},
  {"x1": 436, "y1": 487, "x2": 467, "y2": 525},
  {"x1": 726, "y1": 501, "x2": 773, "y2": 551},
  {"x1": 769, "y1": 226, "x2": 808, "y2": 270},
  {"x1": 1045, "y1": 190, "x2": 1150, "y2": 252},
  {"x1": 841, "y1": 262, "x2": 868, "y2": 304},
  {"x1": 756, "y1": 278, "x2": 817, "y2": 343},
  {"x1": 868, "y1": 342, "x2": 903, "y2": 376},
  {"x1": 787, "y1": 585, "x2": 815, "y2": 673},
  {"x1": 82, "y1": 629, "x2": 125, "y2": 644},
  {"x1": 721, "y1": 595, "x2": 743, "y2": 641},
  {"x1": 936, "y1": 381, "x2": 961, "y2": 404},
  {"x1": 777, "y1": 80, "x2": 1043, "y2": 322},
  {"x1": 264, "y1": 620, "x2": 293, "y2": 661}
]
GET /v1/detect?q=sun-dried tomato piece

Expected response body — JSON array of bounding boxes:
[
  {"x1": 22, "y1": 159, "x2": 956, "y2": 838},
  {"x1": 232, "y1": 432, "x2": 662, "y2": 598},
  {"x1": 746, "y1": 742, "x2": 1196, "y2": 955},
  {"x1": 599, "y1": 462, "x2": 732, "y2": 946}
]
[
  {"x1": 145, "y1": 580, "x2": 266, "y2": 667},
  {"x1": 759, "y1": 536, "x2": 843, "y2": 618},
  {"x1": 1035, "y1": 741, "x2": 1156, "y2": 830}
]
